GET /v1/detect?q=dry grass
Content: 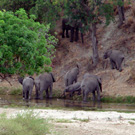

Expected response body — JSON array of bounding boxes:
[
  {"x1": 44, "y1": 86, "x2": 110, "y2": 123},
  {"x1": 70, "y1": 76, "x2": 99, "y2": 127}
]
[
  {"x1": 132, "y1": 3, "x2": 135, "y2": 17},
  {"x1": 127, "y1": 16, "x2": 134, "y2": 25}
]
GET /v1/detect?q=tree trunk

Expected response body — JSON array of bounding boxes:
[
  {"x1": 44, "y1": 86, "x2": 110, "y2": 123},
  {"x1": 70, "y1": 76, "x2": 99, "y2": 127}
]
[
  {"x1": 117, "y1": 0, "x2": 125, "y2": 27},
  {"x1": 91, "y1": 23, "x2": 99, "y2": 66}
]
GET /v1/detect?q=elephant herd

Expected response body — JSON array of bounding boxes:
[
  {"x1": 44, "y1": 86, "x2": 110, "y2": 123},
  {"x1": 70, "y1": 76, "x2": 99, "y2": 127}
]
[{"x1": 18, "y1": 49, "x2": 124, "y2": 102}]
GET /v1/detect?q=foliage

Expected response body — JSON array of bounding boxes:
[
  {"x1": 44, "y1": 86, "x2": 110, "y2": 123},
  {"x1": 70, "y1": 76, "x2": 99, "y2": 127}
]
[
  {"x1": 63, "y1": 0, "x2": 115, "y2": 32},
  {"x1": 0, "y1": 0, "x2": 61, "y2": 29},
  {"x1": 101, "y1": 95, "x2": 135, "y2": 104},
  {"x1": 0, "y1": 0, "x2": 35, "y2": 12},
  {"x1": 30, "y1": 0, "x2": 61, "y2": 29},
  {"x1": 0, "y1": 111, "x2": 51, "y2": 135},
  {"x1": 0, "y1": 8, "x2": 57, "y2": 76}
]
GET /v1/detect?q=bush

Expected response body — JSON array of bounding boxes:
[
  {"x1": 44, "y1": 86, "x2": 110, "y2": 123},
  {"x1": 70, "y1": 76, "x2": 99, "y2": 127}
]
[
  {"x1": 0, "y1": 111, "x2": 52, "y2": 135},
  {"x1": 0, "y1": 8, "x2": 57, "y2": 76}
]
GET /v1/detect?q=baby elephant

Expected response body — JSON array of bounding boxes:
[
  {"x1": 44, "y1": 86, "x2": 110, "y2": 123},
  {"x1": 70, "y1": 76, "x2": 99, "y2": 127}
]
[
  {"x1": 18, "y1": 76, "x2": 34, "y2": 100},
  {"x1": 64, "y1": 64, "x2": 79, "y2": 87},
  {"x1": 63, "y1": 82, "x2": 81, "y2": 97},
  {"x1": 81, "y1": 74, "x2": 102, "y2": 102},
  {"x1": 103, "y1": 49, "x2": 124, "y2": 72}
]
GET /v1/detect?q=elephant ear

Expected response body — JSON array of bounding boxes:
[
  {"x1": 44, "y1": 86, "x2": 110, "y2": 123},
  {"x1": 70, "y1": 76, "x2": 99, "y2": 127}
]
[
  {"x1": 18, "y1": 77, "x2": 24, "y2": 85},
  {"x1": 50, "y1": 73, "x2": 56, "y2": 82},
  {"x1": 29, "y1": 76, "x2": 34, "y2": 80}
]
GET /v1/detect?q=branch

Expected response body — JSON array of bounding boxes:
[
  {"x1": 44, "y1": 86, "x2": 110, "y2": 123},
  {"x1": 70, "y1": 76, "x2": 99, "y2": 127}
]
[{"x1": 0, "y1": 74, "x2": 12, "y2": 86}]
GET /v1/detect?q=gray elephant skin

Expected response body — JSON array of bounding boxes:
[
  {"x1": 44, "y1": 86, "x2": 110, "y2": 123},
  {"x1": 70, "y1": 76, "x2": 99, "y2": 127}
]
[
  {"x1": 81, "y1": 74, "x2": 102, "y2": 102},
  {"x1": 18, "y1": 76, "x2": 34, "y2": 100},
  {"x1": 34, "y1": 73, "x2": 55, "y2": 99},
  {"x1": 63, "y1": 82, "x2": 81, "y2": 97},
  {"x1": 103, "y1": 49, "x2": 124, "y2": 72},
  {"x1": 64, "y1": 64, "x2": 79, "y2": 87},
  {"x1": 83, "y1": 73, "x2": 102, "y2": 92}
]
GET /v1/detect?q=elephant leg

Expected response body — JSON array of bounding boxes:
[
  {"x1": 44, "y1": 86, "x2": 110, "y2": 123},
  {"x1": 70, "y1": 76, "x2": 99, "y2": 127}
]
[
  {"x1": 62, "y1": 28, "x2": 65, "y2": 38},
  {"x1": 70, "y1": 27, "x2": 74, "y2": 42},
  {"x1": 46, "y1": 89, "x2": 49, "y2": 98},
  {"x1": 92, "y1": 91, "x2": 96, "y2": 101},
  {"x1": 35, "y1": 85, "x2": 39, "y2": 99},
  {"x1": 22, "y1": 90, "x2": 25, "y2": 99},
  {"x1": 116, "y1": 58, "x2": 124, "y2": 72},
  {"x1": 81, "y1": 33, "x2": 84, "y2": 43},
  {"x1": 49, "y1": 85, "x2": 53, "y2": 98},
  {"x1": 110, "y1": 59, "x2": 116, "y2": 69},
  {"x1": 83, "y1": 90, "x2": 88, "y2": 102},
  {"x1": 39, "y1": 89, "x2": 44, "y2": 100},
  {"x1": 97, "y1": 88, "x2": 101, "y2": 101},
  {"x1": 75, "y1": 27, "x2": 79, "y2": 42},
  {"x1": 29, "y1": 89, "x2": 32, "y2": 100},
  {"x1": 66, "y1": 28, "x2": 69, "y2": 38},
  {"x1": 25, "y1": 90, "x2": 28, "y2": 99},
  {"x1": 78, "y1": 89, "x2": 81, "y2": 95}
]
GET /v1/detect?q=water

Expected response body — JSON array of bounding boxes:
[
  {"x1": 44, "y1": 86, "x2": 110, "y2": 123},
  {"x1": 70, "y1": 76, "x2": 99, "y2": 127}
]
[{"x1": 0, "y1": 95, "x2": 135, "y2": 112}]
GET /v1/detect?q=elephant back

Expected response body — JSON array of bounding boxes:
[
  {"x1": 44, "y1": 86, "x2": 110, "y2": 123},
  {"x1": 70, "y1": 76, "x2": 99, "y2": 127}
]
[{"x1": 23, "y1": 77, "x2": 34, "y2": 87}]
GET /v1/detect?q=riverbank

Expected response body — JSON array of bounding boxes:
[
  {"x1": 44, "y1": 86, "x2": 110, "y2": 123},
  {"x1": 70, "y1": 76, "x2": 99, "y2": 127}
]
[{"x1": 0, "y1": 107, "x2": 135, "y2": 135}]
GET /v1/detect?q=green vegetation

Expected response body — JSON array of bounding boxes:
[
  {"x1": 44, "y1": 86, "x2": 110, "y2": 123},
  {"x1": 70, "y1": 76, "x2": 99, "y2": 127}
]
[
  {"x1": 0, "y1": 111, "x2": 52, "y2": 135},
  {"x1": 0, "y1": 8, "x2": 57, "y2": 77},
  {"x1": 55, "y1": 118, "x2": 73, "y2": 123},
  {"x1": 101, "y1": 96, "x2": 135, "y2": 104},
  {"x1": 73, "y1": 117, "x2": 90, "y2": 122},
  {"x1": 0, "y1": 0, "x2": 61, "y2": 29},
  {"x1": 0, "y1": 87, "x2": 22, "y2": 95},
  {"x1": 128, "y1": 121, "x2": 135, "y2": 125},
  {"x1": 0, "y1": 87, "x2": 8, "y2": 95},
  {"x1": 8, "y1": 88, "x2": 22, "y2": 95}
]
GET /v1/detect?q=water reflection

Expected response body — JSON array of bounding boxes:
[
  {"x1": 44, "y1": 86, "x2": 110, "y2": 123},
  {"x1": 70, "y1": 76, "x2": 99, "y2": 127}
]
[{"x1": 0, "y1": 95, "x2": 135, "y2": 111}]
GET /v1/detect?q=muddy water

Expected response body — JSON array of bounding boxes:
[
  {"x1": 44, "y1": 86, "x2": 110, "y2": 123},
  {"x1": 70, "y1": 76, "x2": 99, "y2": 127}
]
[{"x1": 0, "y1": 95, "x2": 135, "y2": 112}]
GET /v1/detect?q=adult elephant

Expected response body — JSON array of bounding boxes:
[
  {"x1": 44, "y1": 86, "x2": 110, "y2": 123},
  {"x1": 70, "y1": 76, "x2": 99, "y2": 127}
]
[
  {"x1": 62, "y1": 18, "x2": 84, "y2": 43},
  {"x1": 18, "y1": 76, "x2": 34, "y2": 100},
  {"x1": 81, "y1": 74, "x2": 102, "y2": 102},
  {"x1": 34, "y1": 72, "x2": 55, "y2": 100},
  {"x1": 64, "y1": 64, "x2": 79, "y2": 87},
  {"x1": 83, "y1": 73, "x2": 102, "y2": 92},
  {"x1": 103, "y1": 49, "x2": 124, "y2": 72}
]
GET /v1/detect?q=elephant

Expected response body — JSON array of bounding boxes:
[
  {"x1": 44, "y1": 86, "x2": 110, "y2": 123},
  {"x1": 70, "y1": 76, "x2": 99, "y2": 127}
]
[
  {"x1": 34, "y1": 72, "x2": 55, "y2": 100},
  {"x1": 81, "y1": 75, "x2": 101, "y2": 102},
  {"x1": 64, "y1": 64, "x2": 79, "y2": 87},
  {"x1": 103, "y1": 49, "x2": 124, "y2": 72},
  {"x1": 62, "y1": 18, "x2": 84, "y2": 43},
  {"x1": 83, "y1": 73, "x2": 102, "y2": 92},
  {"x1": 18, "y1": 76, "x2": 34, "y2": 100},
  {"x1": 63, "y1": 82, "x2": 81, "y2": 97}
]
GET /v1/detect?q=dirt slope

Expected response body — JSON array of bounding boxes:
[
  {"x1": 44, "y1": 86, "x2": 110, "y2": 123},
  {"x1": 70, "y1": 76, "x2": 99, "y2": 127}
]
[
  {"x1": 1, "y1": 3, "x2": 135, "y2": 98},
  {"x1": 52, "y1": 4, "x2": 135, "y2": 97}
]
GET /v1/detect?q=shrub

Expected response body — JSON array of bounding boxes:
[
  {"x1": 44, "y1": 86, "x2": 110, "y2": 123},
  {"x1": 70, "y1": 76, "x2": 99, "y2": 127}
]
[{"x1": 0, "y1": 111, "x2": 52, "y2": 135}]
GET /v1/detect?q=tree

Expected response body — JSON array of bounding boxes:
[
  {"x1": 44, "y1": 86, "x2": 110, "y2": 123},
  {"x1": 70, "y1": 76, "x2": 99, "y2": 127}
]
[
  {"x1": 0, "y1": 0, "x2": 61, "y2": 30},
  {"x1": 0, "y1": 8, "x2": 57, "y2": 78},
  {"x1": 117, "y1": 0, "x2": 125, "y2": 27},
  {"x1": 0, "y1": 0, "x2": 35, "y2": 12},
  {"x1": 63, "y1": 0, "x2": 114, "y2": 66},
  {"x1": 30, "y1": 0, "x2": 61, "y2": 29}
]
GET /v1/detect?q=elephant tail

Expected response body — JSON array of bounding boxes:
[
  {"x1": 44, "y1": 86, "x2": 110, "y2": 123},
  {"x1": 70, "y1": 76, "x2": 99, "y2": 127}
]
[
  {"x1": 50, "y1": 73, "x2": 55, "y2": 82},
  {"x1": 99, "y1": 83, "x2": 102, "y2": 92}
]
